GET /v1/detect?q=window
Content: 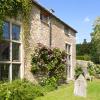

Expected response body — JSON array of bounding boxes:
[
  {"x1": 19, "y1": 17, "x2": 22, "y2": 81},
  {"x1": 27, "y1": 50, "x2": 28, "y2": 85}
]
[
  {"x1": 65, "y1": 43, "x2": 71, "y2": 78},
  {"x1": 3, "y1": 21, "x2": 10, "y2": 39},
  {"x1": 12, "y1": 64, "x2": 20, "y2": 80},
  {"x1": 0, "y1": 41, "x2": 10, "y2": 61},
  {"x1": 64, "y1": 27, "x2": 70, "y2": 36},
  {"x1": 12, "y1": 24, "x2": 20, "y2": 40},
  {"x1": 40, "y1": 13, "x2": 49, "y2": 24},
  {"x1": 0, "y1": 20, "x2": 21, "y2": 81},
  {"x1": 12, "y1": 43, "x2": 20, "y2": 61},
  {"x1": 65, "y1": 44, "x2": 71, "y2": 54},
  {"x1": 0, "y1": 64, "x2": 9, "y2": 81}
]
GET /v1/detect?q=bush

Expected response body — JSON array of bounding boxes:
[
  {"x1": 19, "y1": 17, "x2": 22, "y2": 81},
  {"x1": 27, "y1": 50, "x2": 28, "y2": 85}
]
[
  {"x1": 76, "y1": 55, "x2": 91, "y2": 61},
  {"x1": 95, "y1": 64, "x2": 100, "y2": 75},
  {"x1": 84, "y1": 54, "x2": 91, "y2": 61},
  {"x1": 40, "y1": 77, "x2": 58, "y2": 92},
  {"x1": 0, "y1": 80, "x2": 44, "y2": 100},
  {"x1": 87, "y1": 63, "x2": 100, "y2": 78},
  {"x1": 74, "y1": 64, "x2": 84, "y2": 79},
  {"x1": 87, "y1": 63, "x2": 95, "y2": 76},
  {"x1": 31, "y1": 43, "x2": 67, "y2": 85},
  {"x1": 76, "y1": 56, "x2": 84, "y2": 60}
]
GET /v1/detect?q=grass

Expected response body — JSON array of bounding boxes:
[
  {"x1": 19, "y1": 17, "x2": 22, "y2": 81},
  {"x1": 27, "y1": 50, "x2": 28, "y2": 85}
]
[{"x1": 35, "y1": 79, "x2": 100, "y2": 100}]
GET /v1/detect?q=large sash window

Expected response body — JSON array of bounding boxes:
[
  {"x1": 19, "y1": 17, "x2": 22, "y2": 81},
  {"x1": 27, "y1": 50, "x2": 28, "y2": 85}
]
[{"x1": 0, "y1": 21, "x2": 22, "y2": 81}]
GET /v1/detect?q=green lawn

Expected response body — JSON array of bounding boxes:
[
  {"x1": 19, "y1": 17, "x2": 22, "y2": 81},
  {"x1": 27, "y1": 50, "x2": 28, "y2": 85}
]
[{"x1": 35, "y1": 79, "x2": 100, "y2": 100}]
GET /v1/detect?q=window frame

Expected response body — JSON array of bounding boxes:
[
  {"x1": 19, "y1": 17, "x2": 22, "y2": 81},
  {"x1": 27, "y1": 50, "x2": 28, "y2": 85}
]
[
  {"x1": 64, "y1": 26, "x2": 70, "y2": 36},
  {"x1": 40, "y1": 13, "x2": 49, "y2": 25},
  {"x1": 0, "y1": 18, "x2": 23, "y2": 82},
  {"x1": 65, "y1": 42, "x2": 72, "y2": 79}
]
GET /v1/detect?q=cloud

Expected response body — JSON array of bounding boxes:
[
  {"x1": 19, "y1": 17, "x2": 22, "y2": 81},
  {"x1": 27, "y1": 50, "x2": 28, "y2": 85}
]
[{"x1": 84, "y1": 17, "x2": 90, "y2": 22}]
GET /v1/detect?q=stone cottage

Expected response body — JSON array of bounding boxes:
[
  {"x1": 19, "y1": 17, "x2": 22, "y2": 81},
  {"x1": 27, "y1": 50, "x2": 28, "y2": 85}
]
[{"x1": 0, "y1": 1, "x2": 77, "y2": 82}]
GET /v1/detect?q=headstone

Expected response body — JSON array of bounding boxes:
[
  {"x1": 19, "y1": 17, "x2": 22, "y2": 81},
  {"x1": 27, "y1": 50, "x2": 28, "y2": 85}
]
[{"x1": 74, "y1": 74, "x2": 87, "y2": 97}]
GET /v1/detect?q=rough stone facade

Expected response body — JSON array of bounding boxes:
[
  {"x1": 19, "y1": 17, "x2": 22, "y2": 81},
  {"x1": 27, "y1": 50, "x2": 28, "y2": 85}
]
[{"x1": 23, "y1": 3, "x2": 77, "y2": 83}]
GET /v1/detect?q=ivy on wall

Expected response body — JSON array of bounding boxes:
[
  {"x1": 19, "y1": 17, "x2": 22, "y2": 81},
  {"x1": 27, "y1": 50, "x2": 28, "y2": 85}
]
[{"x1": 0, "y1": 0, "x2": 32, "y2": 39}]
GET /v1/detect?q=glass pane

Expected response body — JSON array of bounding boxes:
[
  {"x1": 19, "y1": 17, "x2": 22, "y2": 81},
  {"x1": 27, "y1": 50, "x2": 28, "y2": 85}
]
[
  {"x1": 12, "y1": 24, "x2": 20, "y2": 40},
  {"x1": 0, "y1": 41, "x2": 10, "y2": 61},
  {"x1": 12, "y1": 64, "x2": 20, "y2": 80},
  {"x1": 68, "y1": 45, "x2": 71, "y2": 54},
  {"x1": 12, "y1": 43, "x2": 20, "y2": 61},
  {"x1": 3, "y1": 21, "x2": 10, "y2": 39},
  {"x1": 0, "y1": 64, "x2": 9, "y2": 81}
]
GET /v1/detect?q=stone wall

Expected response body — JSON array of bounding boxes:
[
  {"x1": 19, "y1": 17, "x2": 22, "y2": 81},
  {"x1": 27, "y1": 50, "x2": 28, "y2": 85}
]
[
  {"x1": 23, "y1": 4, "x2": 76, "y2": 83},
  {"x1": 77, "y1": 60, "x2": 92, "y2": 68}
]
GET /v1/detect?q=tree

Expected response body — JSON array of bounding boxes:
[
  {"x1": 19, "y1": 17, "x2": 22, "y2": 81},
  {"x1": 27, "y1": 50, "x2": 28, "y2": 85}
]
[
  {"x1": 91, "y1": 17, "x2": 100, "y2": 64},
  {"x1": 76, "y1": 39, "x2": 91, "y2": 56}
]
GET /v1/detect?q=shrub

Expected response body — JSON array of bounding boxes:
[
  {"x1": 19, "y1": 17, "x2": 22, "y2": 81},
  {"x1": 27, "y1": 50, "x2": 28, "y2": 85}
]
[
  {"x1": 76, "y1": 55, "x2": 91, "y2": 61},
  {"x1": 0, "y1": 80, "x2": 44, "y2": 100},
  {"x1": 31, "y1": 43, "x2": 67, "y2": 85},
  {"x1": 94, "y1": 64, "x2": 100, "y2": 78},
  {"x1": 76, "y1": 56, "x2": 84, "y2": 60},
  {"x1": 74, "y1": 64, "x2": 84, "y2": 79},
  {"x1": 40, "y1": 77, "x2": 58, "y2": 92},
  {"x1": 87, "y1": 63, "x2": 95, "y2": 76},
  {"x1": 84, "y1": 54, "x2": 91, "y2": 61},
  {"x1": 87, "y1": 63, "x2": 100, "y2": 78}
]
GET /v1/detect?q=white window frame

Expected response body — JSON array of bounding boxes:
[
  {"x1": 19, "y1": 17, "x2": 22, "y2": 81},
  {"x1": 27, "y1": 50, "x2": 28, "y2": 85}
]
[
  {"x1": 0, "y1": 18, "x2": 24, "y2": 82},
  {"x1": 65, "y1": 42, "x2": 72, "y2": 80}
]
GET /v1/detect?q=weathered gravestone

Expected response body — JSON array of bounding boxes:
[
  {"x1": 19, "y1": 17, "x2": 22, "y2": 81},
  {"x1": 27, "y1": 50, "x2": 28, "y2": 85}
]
[{"x1": 74, "y1": 74, "x2": 87, "y2": 97}]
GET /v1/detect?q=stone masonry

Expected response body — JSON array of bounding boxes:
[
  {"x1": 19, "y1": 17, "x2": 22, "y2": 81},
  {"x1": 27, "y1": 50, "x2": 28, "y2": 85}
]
[{"x1": 23, "y1": 2, "x2": 77, "y2": 83}]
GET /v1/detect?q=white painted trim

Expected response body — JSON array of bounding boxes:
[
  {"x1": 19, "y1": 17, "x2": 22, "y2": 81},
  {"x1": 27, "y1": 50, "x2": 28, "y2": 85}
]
[
  {"x1": 65, "y1": 41, "x2": 73, "y2": 80},
  {"x1": 20, "y1": 24, "x2": 24, "y2": 79},
  {"x1": 0, "y1": 18, "x2": 23, "y2": 81}
]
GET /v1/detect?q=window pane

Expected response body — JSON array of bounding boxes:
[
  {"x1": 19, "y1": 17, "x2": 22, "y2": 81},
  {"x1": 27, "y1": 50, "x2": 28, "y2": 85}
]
[
  {"x1": 65, "y1": 44, "x2": 71, "y2": 54},
  {"x1": 0, "y1": 41, "x2": 10, "y2": 61},
  {"x1": 67, "y1": 65, "x2": 71, "y2": 78},
  {"x1": 0, "y1": 64, "x2": 9, "y2": 81},
  {"x1": 40, "y1": 13, "x2": 48, "y2": 23},
  {"x1": 12, "y1": 64, "x2": 20, "y2": 80},
  {"x1": 68, "y1": 45, "x2": 71, "y2": 54},
  {"x1": 12, "y1": 43, "x2": 20, "y2": 61},
  {"x1": 3, "y1": 21, "x2": 10, "y2": 39},
  {"x1": 12, "y1": 24, "x2": 20, "y2": 40}
]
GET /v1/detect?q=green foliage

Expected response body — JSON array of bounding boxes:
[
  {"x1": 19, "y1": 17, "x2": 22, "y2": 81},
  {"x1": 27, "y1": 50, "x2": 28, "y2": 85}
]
[
  {"x1": 76, "y1": 39, "x2": 92, "y2": 56},
  {"x1": 95, "y1": 65, "x2": 100, "y2": 74},
  {"x1": 0, "y1": 0, "x2": 32, "y2": 39},
  {"x1": 40, "y1": 77, "x2": 58, "y2": 92},
  {"x1": 35, "y1": 79, "x2": 100, "y2": 100},
  {"x1": 0, "y1": 19, "x2": 3, "y2": 40},
  {"x1": 31, "y1": 43, "x2": 67, "y2": 85},
  {"x1": 87, "y1": 63, "x2": 95, "y2": 76},
  {"x1": 87, "y1": 63, "x2": 100, "y2": 78},
  {"x1": 0, "y1": 80, "x2": 44, "y2": 100},
  {"x1": 77, "y1": 55, "x2": 91, "y2": 61},
  {"x1": 76, "y1": 56, "x2": 84, "y2": 60},
  {"x1": 0, "y1": 0, "x2": 32, "y2": 18},
  {"x1": 74, "y1": 64, "x2": 84, "y2": 79},
  {"x1": 91, "y1": 17, "x2": 100, "y2": 64}
]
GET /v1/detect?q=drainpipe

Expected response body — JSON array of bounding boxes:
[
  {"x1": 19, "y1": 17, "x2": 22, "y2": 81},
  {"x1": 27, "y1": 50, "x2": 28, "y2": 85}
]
[
  {"x1": 49, "y1": 16, "x2": 52, "y2": 48},
  {"x1": 49, "y1": 9, "x2": 55, "y2": 48}
]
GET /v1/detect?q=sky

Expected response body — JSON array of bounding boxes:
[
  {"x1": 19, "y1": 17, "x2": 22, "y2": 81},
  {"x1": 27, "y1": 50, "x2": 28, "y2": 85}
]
[{"x1": 37, "y1": 0, "x2": 100, "y2": 43}]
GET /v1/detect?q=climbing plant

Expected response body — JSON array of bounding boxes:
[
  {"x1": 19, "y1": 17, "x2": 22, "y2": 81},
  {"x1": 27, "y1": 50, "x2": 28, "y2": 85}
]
[
  {"x1": 31, "y1": 43, "x2": 68, "y2": 84},
  {"x1": 0, "y1": 0, "x2": 32, "y2": 38}
]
